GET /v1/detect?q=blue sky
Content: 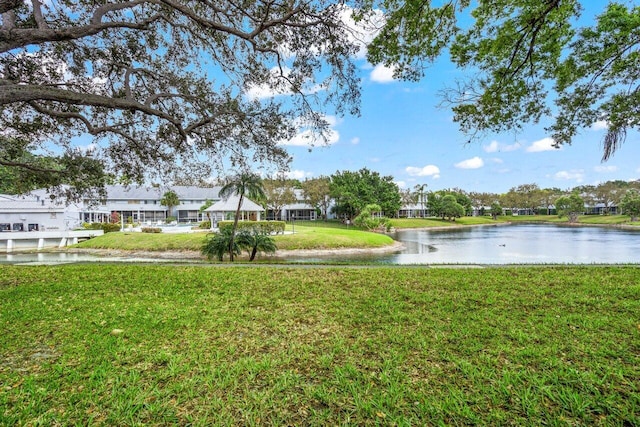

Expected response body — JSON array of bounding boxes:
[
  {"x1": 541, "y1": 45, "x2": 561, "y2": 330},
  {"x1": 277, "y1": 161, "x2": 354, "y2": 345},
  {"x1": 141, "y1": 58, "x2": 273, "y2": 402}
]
[
  {"x1": 273, "y1": 3, "x2": 640, "y2": 194},
  {"x1": 278, "y1": 57, "x2": 640, "y2": 194}
]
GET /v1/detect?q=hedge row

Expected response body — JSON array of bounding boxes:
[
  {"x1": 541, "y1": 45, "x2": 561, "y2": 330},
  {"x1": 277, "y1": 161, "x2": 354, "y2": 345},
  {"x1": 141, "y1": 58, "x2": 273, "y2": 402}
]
[
  {"x1": 82, "y1": 223, "x2": 122, "y2": 233},
  {"x1": 218, "y1": 220, "x2": 285, "y2": 234},
  {"x1": 141, "y1": 227, "x2": 162, "y2": 233}
]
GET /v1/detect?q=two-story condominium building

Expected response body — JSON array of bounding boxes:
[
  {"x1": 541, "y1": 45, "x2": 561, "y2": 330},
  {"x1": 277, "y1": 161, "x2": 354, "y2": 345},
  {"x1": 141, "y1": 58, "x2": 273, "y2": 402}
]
[{"x1": 1, "y1": 185, "x2": 322, "y2": 231}]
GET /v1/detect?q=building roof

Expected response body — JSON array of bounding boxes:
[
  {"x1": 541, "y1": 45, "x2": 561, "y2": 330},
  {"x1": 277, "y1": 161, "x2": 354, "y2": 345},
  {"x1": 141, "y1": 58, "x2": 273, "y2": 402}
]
[
  {"x1": 205, "y1": 196, "x2": 264, "y2": 212},
  {"x1": 103, "y1": 185, "x2": 222, "y2": 200}
]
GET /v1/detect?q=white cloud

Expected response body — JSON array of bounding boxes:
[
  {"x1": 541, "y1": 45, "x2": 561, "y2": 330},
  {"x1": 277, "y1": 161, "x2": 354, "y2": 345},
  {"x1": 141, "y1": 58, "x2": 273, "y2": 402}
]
[
  {"x1": 245, "y1": 67, "x2": 293, "y2": 100},
  {"x1": 279, "y1": 115, "x2": 340, "y2": 147},
  {"x1": 483, "y1": 140, "x2": 521, "y2": 153},
  {"x1": 395, "y1": 180, "x2": 407, "y2": 189},
  {"x1": 491, "y1": 158, "x2": 504, "y2": 164},
  {"x1": 350, "y1": 137, "x2": 360, "y2": 145},
  {"x1": 526, "y1": 137, "x2": 559, "y2": 153},
  {"x1": 594, "y1": 165, "x2": 618, "y2": 173},
  {"x1": 553, "y1": 169, "x2": 585, "y2": 183},
  {"x1": 370, "y1": 64, "x2": 396, "y2": 83},
  {"x1": 284, "y1": 170, "x2": 313, "y2": 180},
  {"x1": 455, "y1": 156, "x2": 484, "y2": 169},
  {"x1": 406, "y1": 165, "x2": 440, "y2": 179},
  {"x1": 337, "y1": 6, "x2": 385, "y2": 59},
  {"x1": 245, "y1": 66, "x2": 325, "y2": 100},
  {"x1": 591, "y1": 120, "x2": 608, "y2": 131}
]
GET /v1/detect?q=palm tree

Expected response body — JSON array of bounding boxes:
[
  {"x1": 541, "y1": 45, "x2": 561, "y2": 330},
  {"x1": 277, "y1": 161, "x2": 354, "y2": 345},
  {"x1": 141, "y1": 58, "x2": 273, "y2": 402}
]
[
  {"x1": 160, "y1": 190, "x2": 180, "y2": 222},
  {"x1": 201, "y1": 229, "x2": 242, "y2": 261},
  {"x1": 236, "y1": 228, "x2": 277, "y2": 261},
  {"x1": 218, "y1": 172, "x2": 265, "y2": 261}
]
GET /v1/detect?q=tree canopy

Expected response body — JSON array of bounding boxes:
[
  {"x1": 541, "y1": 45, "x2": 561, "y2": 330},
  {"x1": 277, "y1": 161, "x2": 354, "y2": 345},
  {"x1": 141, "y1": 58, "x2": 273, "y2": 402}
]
[
  {"x1": 1, "y1": 0, "x2": 361, "y2": 200},
  {"x1": 330, "y1": 168, "x2": 401, "y2": 219},
  {"x1": 555, "y1": 192, "x2": 585, "y2": 223},
  {"x1": 362, "y1": 0, "x2": 640, "y2": 160}
]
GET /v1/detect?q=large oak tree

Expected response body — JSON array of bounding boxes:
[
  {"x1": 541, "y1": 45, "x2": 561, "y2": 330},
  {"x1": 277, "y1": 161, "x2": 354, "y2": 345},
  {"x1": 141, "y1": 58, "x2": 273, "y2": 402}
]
[{"x1": 0, "y1": 0, "x2": 361, "y2": 200}]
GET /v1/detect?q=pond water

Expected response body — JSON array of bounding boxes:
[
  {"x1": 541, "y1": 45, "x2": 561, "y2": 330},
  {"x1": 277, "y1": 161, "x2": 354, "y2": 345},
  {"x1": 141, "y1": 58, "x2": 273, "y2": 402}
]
[
  {"x1": 0, "y1": 224, "x2": 638, "y2": 265},
  {"x1": 281, "y1": 223, "x2": 640, "y2": 265}
]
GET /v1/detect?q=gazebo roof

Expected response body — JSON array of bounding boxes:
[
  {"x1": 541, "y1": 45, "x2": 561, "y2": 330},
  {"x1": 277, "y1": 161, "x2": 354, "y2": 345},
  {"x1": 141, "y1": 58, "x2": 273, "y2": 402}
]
[{"x1": 205, "y1": 195, "x2": 264, "y2": 212}]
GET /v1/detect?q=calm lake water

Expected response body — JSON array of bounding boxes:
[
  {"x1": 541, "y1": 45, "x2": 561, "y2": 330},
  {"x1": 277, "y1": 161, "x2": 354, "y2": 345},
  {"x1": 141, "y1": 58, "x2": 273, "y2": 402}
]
[
  {"x1": 283, "y1": 223, "x2": 640, "y2": 265},
  {"x1": 1, "y1": 224, "x2": 639, "y2": 265}
]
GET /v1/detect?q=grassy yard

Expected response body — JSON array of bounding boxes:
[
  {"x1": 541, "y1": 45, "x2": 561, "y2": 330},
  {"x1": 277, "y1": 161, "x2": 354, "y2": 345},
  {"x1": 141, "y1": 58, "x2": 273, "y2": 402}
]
[
  {"x1": 72, "y1": 224, "x2": 394, "y2": 253},
  {"x1": 1, "y1": 265, "x2": 638, "y2": 425},
  {"x1": 390, "y1": 216, "x2": 499, "y2": 229}
]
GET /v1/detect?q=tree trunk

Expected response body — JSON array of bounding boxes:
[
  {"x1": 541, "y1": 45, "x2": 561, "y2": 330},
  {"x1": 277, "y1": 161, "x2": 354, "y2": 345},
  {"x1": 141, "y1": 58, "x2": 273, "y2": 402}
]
[
  {"x1": 250, "y1": 246, "x2": 257, "y2": 261},
  {"x1": 229, "y1": 194, "x2": 243, "y2": 262}
]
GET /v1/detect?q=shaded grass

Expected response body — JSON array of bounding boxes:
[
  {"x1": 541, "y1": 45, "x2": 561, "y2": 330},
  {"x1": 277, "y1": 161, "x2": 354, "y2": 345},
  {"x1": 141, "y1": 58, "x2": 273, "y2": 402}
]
[{"x1": 1, "y1": 265, "x2": 638, "y2": 425}]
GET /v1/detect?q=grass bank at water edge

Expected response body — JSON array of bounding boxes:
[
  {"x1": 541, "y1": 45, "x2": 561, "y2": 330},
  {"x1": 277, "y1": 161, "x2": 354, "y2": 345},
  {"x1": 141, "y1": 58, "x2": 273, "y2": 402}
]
[
  {"x1": 1, "y1": 265, "x2": 638, "y2": 425},
  {"x1": 72, "y1": 224, "x2": 395, "y2": 253}
]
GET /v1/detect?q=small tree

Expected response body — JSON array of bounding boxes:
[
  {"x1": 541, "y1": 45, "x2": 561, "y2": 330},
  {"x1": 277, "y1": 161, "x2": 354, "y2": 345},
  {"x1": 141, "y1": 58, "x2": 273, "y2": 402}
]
[
  {"x1": 110, "y1": 211, "x2": 121, "y2": 224},
  {"x1": 160, "y1": 190, "x2": 180, "y2": 220},
  {"x1": 440, "y1": 195, "x2": 465, "y2": 221},
  {"x1": 263, "y1": 177, "x2": 297, "y2": 220},
  {"x1": 353, "y1": 204, "x2": 390, "y2": 231},
  {"x1": 218, "y1": 172, "x2": 265, "y2": 262},
  {"x1": 301, "y1": 176, "x2": 332, "y2": 220},
  {"x1": 555, "y1": 193, "x2": 584, "y2": 223},
  {"x1": 199, "y1": 199, "x2": 214, "y2": 224},
  {"x1": 619, "y1": 190, "x2": 640, "y2": 222},
  {"x1": 490, "y1": 202, "x2": 503, "y2": 220}
]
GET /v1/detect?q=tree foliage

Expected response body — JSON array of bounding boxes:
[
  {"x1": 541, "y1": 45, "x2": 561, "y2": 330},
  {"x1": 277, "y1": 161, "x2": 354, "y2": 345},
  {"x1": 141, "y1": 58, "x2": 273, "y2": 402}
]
[
  {"x1": 490, "y1": 202, "x2": 503, "y2": 220},
  {"x1": 427, "y1": 189, "x2": 471, "y2": 218},
  {"x1": 555, "y1": 192, "x2": 585, "y2": 223},
  {"x1": 439, "y1": 195, "x2": 465, "y2": 221},
  {"x1": 353, "y1": 203, "x2": 390, "y2": 231},
  {"x1": 329, "y1": 168, "x2": 401, "y2": 219},
  {"x1": 0, "y1": 136, "x2": 108, "y2": 199},
  {"x1": 236, "y1": 228, "x2": 277, "y2": 261},
  {"x1": 0, "y1": 0, "x2": 361, "y2": 200},
  {"x1": 160, "y1": 190, "x2": 180, "y2": 218},
  {"x1": 301, "y1": 176, "x2": 332, "y2": 220},
  {"x1": 362, "y1": 0, "x2": 640, "y2": 159},
  {"x1": 201, "y1": 228, "x2": 242, "y2": 262},
  {"x1": 619, "y1": 190, "x2": 640, "y2": 222},
  {"x1": 263, "y1": 176, "x2": 297, "y2": 220}
]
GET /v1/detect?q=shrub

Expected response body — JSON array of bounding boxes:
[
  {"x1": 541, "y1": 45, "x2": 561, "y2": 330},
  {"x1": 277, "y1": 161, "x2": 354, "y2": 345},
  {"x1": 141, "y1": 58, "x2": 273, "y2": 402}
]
[
  {"x1": 218, "y1": 220, "x2": 285, "y2": 235},
  {"x1": 199, "y1": 221, "x2": 211, "y2": 229},
  {"x1": 84, "y1": 222, "x2": 122, "y2": 233},
  {"x1": 201, "y1": 229, "x2": 241, "y2": 261},
  {"x1": 83, "y1": 222, "x2": 103, "y2": 230},
  {"x1": 101, "y1": 223, "x2": 122, "y2": 233},
  {"x1": 141, "y1": 227, "x2": 162, "y2": 233}
]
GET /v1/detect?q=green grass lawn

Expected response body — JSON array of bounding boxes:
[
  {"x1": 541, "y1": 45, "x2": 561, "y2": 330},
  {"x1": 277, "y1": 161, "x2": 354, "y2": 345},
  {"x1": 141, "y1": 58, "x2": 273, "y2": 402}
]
[
  {"x1": 1, "y1": 265, "x2": 638, "y2": 425},
  {"x1": 274, "y1": 225, "x2": 393, "y2": 250},
  {"x1": 72, "y1": 224, "x2": 394, "y2": 253},
  {"x1": 391, "y1": 216, "x2": 499, "y2": 228}
]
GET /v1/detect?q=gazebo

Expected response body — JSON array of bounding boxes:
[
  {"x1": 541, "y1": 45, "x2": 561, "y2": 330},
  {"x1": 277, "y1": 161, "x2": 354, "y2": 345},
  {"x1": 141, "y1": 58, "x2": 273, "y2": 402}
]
[{"x1": 205, "y1": 196, "x2": 264, "y2": 226}]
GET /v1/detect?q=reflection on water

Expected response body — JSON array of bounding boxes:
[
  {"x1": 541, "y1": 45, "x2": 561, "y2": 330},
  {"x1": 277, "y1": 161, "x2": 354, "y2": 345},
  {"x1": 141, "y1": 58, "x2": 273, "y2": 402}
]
[
  {"x1": 282, "y1": 224, "x2": 640, "y2": 265},
  {"x1": 1, "y1": 224, "x2": 639, "y2": 265}
]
